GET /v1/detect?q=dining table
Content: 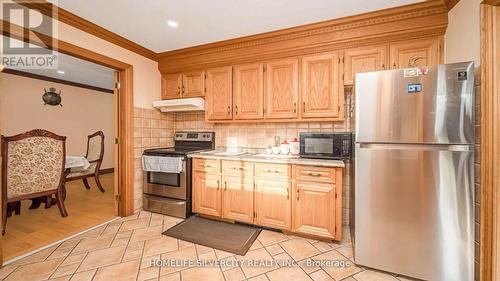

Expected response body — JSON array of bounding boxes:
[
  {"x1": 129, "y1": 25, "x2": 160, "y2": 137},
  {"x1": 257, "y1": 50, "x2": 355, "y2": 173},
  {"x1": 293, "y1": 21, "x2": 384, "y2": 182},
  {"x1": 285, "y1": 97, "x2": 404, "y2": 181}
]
[{"x1": 29, "y1": 155, "x2": 91, "y2": 209}]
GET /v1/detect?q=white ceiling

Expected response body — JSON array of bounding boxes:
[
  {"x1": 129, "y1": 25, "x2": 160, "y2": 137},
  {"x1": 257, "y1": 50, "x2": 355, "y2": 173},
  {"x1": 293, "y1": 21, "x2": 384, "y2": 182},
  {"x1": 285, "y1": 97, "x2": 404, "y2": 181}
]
[
  {"x1": 2, "y1": 36, "x2": 115, "y2": 90},
  {"x1": 53, "y1": 0, "x2": 423, "y2": 53}
]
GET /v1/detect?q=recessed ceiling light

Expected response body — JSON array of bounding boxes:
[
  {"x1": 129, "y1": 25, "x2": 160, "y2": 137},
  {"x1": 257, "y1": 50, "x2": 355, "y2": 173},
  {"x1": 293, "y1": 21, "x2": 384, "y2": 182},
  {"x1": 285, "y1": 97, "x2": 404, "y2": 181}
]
[
  {"x1": 167, "y1": 20, "x2": 178, "y2": 28},
  {"x1": 57, "y1": 70, "x2": 65, "y2": 75}
]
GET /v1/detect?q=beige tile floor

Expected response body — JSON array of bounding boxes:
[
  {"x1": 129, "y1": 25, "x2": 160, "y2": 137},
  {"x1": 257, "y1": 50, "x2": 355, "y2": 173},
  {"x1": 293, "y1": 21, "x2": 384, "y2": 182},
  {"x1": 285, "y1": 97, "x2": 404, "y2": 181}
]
[{"x1": 0, "y1": 211, "x2": 419, "y2": 281}]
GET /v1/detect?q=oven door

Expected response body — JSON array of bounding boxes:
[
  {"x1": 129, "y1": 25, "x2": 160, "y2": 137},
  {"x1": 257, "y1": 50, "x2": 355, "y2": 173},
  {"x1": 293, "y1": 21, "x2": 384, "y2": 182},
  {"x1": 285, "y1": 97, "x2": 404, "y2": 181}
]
[
  {"x1": 144, "y1": 160, "x2": 187, "y2": 200},
  {"x1": 299, "y1": 133, "x2": 340, "y2": 159}
]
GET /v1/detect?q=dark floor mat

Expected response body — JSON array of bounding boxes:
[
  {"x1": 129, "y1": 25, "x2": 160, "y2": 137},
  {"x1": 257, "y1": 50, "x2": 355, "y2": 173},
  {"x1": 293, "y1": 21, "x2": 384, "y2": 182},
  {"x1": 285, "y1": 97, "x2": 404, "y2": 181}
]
[{"x1": 163, "y1": 215, "x2": 261, "y2": 256}]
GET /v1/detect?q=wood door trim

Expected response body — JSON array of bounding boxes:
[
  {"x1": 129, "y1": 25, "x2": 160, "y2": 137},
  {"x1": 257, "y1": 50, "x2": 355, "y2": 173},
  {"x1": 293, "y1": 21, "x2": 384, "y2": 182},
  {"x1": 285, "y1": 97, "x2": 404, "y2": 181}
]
[
  {"x1": 1, "y1": 19, "x2": 135, "y2": 226},
  {"x1": 480, "y1": 3, "x2": 500, "y2": 281},
  {"x1": 13, "y1": 0, "x2": 158, "y2": 61}
]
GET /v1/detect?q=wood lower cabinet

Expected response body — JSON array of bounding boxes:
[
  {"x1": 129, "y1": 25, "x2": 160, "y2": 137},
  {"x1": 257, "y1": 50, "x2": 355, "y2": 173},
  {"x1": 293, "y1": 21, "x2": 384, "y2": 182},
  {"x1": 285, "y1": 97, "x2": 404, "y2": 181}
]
[
  {"x1": 222, "y1": 175, "x2": 254, "y2": 223},
  {"x1": 292, "y1": 181, "x2": 337, "y2": 239},
  {"x1": 161, "y1": 73, "x2": 182, "y2": 99},
  {"x1": 193, "y1": 171, "x2": 222, "y2": 217},
  {"x1": 265, "y1": 58, "x2": 299, "y2": 119},
  {"x1": 182, "y1": 71, "x2": 205, "y2": 98},
  {"x1": 233, "y1": 63, "x2": 264, "y2": 120},
  {"x1": 193, "y1": 158, "x2": 343, "y2": 240},
  {"x1": 343, "y1": 46, "x2": 387, "y2": 85},
  {"x1": 206, "y1": 67, "x2": 233, "y2": 121},
  {"x1": 389, "y1": 38, "x2": 441, "y2": 69},
  {"x1": 301, "y1": 53, "x2": 341, "y2": 118},
  {"x1": 255, "y1": 178, "x2": 291, "y2": 230}
]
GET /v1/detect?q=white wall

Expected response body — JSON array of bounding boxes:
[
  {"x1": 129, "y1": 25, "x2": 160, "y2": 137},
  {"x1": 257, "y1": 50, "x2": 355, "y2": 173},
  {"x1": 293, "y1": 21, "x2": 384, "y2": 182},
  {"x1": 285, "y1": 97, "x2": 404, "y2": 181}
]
[
  {"x1": 0, "y1": 73, "x2": 115, "y2": 169},
  {"x1": 445, "y1": 0, "x2": 481, "y2": 66}
]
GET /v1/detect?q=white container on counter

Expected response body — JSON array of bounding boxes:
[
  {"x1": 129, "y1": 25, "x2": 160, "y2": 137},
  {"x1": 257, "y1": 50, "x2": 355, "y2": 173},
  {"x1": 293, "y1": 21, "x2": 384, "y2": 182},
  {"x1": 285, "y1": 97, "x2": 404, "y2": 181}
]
[
  {"x1": 280, "y1": 141, "x2": 290, "y2": 155},
  {"x1": 290, "y1": 138, "x2": 300, "y2": 155}
]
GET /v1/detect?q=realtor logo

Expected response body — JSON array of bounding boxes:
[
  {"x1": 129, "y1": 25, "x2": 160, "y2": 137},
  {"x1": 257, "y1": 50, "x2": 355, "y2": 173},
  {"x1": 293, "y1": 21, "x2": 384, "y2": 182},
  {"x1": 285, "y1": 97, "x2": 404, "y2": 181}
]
[{"x1": 1, "y1": 0, "x2": 58, "y2": 69}]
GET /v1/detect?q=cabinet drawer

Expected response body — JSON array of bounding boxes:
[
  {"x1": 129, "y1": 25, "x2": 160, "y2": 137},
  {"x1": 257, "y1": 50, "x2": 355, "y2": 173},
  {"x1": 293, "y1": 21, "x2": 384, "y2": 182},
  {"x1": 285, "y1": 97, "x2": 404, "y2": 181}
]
[
  {"x1": 294, "y1": 165, "x2": 336, "y2": 183},
  {"x1": 193, "y1": 158, "x2": 220, "y2": 172},
  {"x1": 255, "y1": 163, "x2": 291, "y2": 179},
  {"x1": 222, "y1": 160, "x2": 254, "y2": 175}
]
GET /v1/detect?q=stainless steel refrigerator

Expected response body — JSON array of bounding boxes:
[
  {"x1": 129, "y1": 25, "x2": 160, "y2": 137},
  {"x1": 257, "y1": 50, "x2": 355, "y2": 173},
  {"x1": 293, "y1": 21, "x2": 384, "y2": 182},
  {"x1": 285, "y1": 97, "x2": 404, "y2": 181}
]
[{"x1": 354, "y1": 62, "x2": 475, "y2": 281}]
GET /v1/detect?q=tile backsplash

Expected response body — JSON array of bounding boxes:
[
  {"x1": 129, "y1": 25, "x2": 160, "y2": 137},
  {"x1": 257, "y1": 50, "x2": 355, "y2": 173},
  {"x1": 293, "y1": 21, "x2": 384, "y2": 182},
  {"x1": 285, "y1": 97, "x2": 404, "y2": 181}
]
[{"x1": 175, "y1": 112, "x2": 352, "y2": 149}]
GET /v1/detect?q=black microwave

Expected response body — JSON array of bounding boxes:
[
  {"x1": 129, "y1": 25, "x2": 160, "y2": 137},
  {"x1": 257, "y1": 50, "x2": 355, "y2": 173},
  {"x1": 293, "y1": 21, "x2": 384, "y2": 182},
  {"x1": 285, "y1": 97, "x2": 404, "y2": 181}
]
[{"x1": 299, "y1": 132, "x2": 354, "y2": 160}]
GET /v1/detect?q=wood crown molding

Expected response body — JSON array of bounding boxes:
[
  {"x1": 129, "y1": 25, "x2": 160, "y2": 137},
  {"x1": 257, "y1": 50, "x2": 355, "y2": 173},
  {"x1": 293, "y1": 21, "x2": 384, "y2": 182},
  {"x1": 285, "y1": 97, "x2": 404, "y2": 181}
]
[
  {"x1": 12, "y1": 0, "x2": 158, "y2": 61},
  {"x1": 482, "y1": 0, "x2": 500, "y2": 6},
  {"x1": 1, "y1": 69, "x2": 114, "y2": 94},
  {"x1": 157, "y1": 0, "x2": 449, "y2": 73},
  {"x1": 443, "y1": 0, "x2": 461, "y2": 10}
]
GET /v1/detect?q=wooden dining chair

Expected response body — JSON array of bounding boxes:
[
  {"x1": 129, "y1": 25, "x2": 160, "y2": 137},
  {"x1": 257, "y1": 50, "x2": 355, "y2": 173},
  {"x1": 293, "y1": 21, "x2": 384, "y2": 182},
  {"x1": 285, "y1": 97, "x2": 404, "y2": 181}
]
[
  {"x1": 1, "y1": 129, "x2": 68, "y2": 235},
  {"x1": 66, "y1": 131, "x2": 105, "y2": 192}
]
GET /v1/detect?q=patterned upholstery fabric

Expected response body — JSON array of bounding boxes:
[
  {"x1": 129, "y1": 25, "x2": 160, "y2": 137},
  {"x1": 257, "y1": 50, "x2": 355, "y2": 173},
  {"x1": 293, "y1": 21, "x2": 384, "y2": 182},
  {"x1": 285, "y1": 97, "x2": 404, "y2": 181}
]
[
  {"x1": 67, "y1": 162, "x2": 97, "y2": 178},
  {"x1": 87, "y1": 135, "x2": 102, "y2": 162},
  {"x1": 6, "y1": 136, "x2": 64, "y2": 199}
]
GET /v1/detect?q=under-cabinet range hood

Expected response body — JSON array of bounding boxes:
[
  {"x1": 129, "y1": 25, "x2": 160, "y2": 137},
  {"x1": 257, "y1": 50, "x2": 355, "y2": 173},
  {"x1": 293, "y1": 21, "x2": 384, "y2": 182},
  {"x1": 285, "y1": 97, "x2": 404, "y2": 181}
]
[{"x1": 152, "y1": 98, "x2": 205, "y2": 112}]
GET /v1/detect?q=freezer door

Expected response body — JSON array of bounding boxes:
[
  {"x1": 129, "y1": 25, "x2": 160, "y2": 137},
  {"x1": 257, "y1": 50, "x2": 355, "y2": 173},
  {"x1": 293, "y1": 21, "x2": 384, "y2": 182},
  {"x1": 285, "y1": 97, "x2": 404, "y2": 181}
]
[
  {"x1": 354, "y1": 143, "x2": 474, "y2": 281},
  {"x1": 355, "y1": 62, "x2": 474, "y2": 144}
]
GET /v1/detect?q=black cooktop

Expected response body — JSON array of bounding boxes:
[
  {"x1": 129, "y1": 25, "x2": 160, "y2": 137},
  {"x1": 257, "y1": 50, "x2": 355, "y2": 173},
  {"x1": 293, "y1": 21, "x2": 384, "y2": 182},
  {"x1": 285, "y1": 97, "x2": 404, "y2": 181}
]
[{"x1": 143, "y1": 147, "x2": 209, "y2": 156}]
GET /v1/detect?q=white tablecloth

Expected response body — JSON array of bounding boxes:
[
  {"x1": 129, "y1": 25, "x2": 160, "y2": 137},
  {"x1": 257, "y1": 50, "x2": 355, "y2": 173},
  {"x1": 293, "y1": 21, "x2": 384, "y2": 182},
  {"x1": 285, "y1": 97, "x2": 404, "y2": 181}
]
[{"x1": 66, "y1": 156, "x2": 91, "y2": 170}]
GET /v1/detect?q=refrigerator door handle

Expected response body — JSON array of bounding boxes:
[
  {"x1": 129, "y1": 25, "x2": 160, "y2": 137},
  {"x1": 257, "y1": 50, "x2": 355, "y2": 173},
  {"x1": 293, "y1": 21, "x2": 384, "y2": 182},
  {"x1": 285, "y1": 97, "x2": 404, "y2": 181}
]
[{"x1": 356, "y1": 143, "x2": 473, "y2": 152}]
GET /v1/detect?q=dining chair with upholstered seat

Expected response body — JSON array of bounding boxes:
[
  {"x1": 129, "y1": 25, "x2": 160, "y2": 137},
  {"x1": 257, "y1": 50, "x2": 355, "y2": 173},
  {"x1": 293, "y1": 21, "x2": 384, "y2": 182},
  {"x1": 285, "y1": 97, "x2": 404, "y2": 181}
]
[
  {"x1": 1, "y1": 129, "x2": 68, "y2": 235},
  {"x1": 66, "y1": 131, "x2": 105, "y2": 192}
]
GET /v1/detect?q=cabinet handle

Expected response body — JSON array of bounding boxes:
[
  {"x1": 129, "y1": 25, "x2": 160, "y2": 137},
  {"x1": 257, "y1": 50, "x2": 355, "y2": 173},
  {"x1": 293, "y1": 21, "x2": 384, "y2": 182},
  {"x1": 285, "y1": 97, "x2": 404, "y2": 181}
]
[
  {"x1": 224, "y1": 181, "x2": 227, "y2": 191},
  {"x1": 308, "y1": 173, "x2": 322, "y2": 177},
  {"x1": 297, "y1": 189, "x2": 300, "y2": 200},
  {"x1": 177, "y1": 86, "x2": 180, "y2": 94},
  {"x1": 392, "y1": 62, "x2": 397, "y2": 69},
  {"x1": 235, "y1": 105, "x2": 238, "y2": 115},
  {"x1": 303, "y1": 102, "x2": 306, "y2": 113},
  {"x1": 293, "y1": 103, "x2": 297, "y2": 113},
  {"x1": 227, "y1": 106, "x2": 231, "y2": 115},
  {"x1": 382, "y1": 64, "x2": 385, "y2": 70},
  {"x1": 266, "y1": 169, "x2": 279, "y2": 173},
  {"x1": 217, "y1": 180, "x2": 220, "y2": 190},
  {"x1": 233, "y1": 167, "x2": 243, "y2": 170},
  {"x1": 182, "y1": 85, "x2": 185, "y2": 93},
  {"x1": 286, "y1": 188, "x2": 289, "y2": 199}
]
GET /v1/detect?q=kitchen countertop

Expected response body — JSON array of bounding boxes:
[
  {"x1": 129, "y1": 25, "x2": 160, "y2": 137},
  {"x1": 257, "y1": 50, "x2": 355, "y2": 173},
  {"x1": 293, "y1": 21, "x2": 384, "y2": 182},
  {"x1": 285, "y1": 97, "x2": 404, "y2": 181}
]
[{"x1": 188, "y1": 152, "x2": 345, "y2": 168}]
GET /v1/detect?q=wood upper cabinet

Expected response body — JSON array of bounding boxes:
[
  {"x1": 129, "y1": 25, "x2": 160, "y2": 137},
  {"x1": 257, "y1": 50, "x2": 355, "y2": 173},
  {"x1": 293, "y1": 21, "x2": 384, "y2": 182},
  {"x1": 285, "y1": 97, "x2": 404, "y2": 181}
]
[
  {"x1": 255, "y1": 178, "x2": 291, "y2": 230},
  {"x1": 182, "y1": 71, "x2": 205, "y2": 98},
  {"x1": 193, "y1": 170, "x2": 221, "y2": 217},
  {"x1": 161, "y1": 73, "x2": 182, "y2": 99},
  {"x1": 205, "y1": 67, "x2": 233, "y2": 121},
  {"x1": 301, "y1": 53, "x2": 341, "y2": 118},
  {"x1": 233, "y1": 63, "x2": 264, "y2": 120},
  {"x1": 265, "y1": 58, "x2": 299, "y2": 119},
  {"x1": 389, "y1": 38, "x2": 441, "y2": 69},
  {"x1": 222, "y1": 175, "x2": 254, "y2": 223},
  {"x1": 292, "y1": 181, "x2": 336, "y2": 239},
  {"x1": 343, "y1": 46, "x2": 387, "y2": 85}
]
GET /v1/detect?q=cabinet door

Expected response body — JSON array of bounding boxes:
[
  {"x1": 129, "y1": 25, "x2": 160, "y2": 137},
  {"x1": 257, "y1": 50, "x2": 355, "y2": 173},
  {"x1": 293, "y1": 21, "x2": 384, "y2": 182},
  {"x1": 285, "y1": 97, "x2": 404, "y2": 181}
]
[
  {"x1": 206, "y1": 67, "x2": 233, "y2": 121},
  {"x1": 292, "y1": 181, "x2": 336, "y2": 238},
  {"x1": 233, "y1": 63, "x2": 264, "y2": 120},
  {"x1": 193, "y1": 171, "x2": 221, "y2": 217},
  {"x1": 161, "y1": 73, "x2": 182, "y2": 99},
  {"x1": 301, "y1": 53, "x2": 340, "y2": 118},
  {"x1": 389, "y1": 38, "x2": 440, "y2": 69},
  {"x1": 255, "y1": 179, "x2": 291, "y2": 230},
  {"x1": 222, "y1": 175, "x2": 254, "y2": 223},
  {"x1": 182, "y1": 71, "x2": 205, "y2": 98},
  {"x1": 265, "y1": 58, "x2": 299, "y2": 119},
  {"x1": 344, "y1": 46, "x2": 387, "y2": 85}
]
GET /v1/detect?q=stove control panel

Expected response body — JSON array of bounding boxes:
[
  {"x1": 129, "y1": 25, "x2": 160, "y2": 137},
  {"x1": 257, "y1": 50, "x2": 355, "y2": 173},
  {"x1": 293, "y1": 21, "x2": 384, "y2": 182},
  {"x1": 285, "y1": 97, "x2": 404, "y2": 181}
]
[{"x1": 174, "y1": 132, "x2": 214, "y2": 142}]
